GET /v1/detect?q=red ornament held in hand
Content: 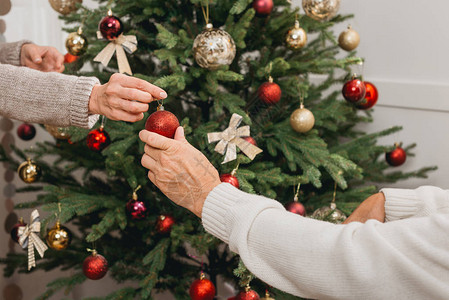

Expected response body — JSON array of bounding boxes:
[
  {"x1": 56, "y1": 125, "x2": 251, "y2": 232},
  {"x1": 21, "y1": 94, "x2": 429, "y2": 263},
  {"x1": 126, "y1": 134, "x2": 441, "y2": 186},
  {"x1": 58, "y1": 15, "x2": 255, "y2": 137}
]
[
  {"x1": 145, "y1": 105, "x2": 180, "y2": 139},
  {"x1": 189, "y1": 272, "x2": 216, "y2": 300},
  {"x1": 99, "y1": 9, "x2": 123, "y2": 40},
  {"x1": 87, "y1": 125, "x2": 110, "y2": 152},
  {"x1": 258, "y1": 76, "x2": 282, "y2": 105},
  {"x1": 156, "y1": 214, "x2": 176, "y2": 234},
  {"x1": 253, "y1": 0, "x2": 273, "y2": 16},
  {"x1": 356, "y1": 81, "x2": 378, "y2": 110},
  {"x1": 17, "y1": 123, "x2": 36, "y2": 141},
  {"x1": 386, "y1": 143, "x2": 406, "y2": 167},
  {"x1": 342, "y1": 76, "x2": 366, "y2": 103},
  {"x1": 83, "y1": 250, "x2": 108, "y2": 280}
]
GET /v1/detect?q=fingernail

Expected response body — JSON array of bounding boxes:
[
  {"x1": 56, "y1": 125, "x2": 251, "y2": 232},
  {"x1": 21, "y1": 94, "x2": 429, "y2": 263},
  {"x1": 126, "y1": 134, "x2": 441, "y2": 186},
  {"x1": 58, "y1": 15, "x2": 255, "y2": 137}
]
[{"x1": 159, "y1": 92, "x2": 167, "y2": 99}]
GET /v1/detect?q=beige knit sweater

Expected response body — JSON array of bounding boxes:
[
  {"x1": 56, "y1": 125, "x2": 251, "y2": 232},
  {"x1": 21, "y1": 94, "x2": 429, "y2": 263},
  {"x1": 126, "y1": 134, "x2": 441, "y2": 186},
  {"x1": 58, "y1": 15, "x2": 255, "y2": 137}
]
[{"x1": 0, "y1": 40, "x2": 99, "y2": 128}]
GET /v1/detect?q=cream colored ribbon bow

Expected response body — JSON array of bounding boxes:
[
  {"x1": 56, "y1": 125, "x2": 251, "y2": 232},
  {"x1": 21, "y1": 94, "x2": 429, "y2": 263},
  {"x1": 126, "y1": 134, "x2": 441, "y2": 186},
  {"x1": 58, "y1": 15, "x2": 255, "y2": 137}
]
[
  {"x1": 93, "y1": 33, "x2": 138, "y2": 75},
  {"x1": 18, "y1": 209, "x2": 48, "y2": 270},
  {"x1": 207, "y1": 113, "x2": 263, "y2": 164}
]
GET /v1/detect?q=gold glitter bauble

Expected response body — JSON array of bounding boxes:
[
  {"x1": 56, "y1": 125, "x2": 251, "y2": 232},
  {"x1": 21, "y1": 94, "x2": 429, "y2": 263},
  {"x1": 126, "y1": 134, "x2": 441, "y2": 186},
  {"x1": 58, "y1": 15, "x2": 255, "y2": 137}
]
[
  {"x1": 302, "y1": 0, "x2": 341, "y2": 21},
  {"x1": 286, "y1": 20, "x2": 307, "y2": 50},
  {"x1": 48, "y1": 0, "x2": 82, "y2": 15},
  {"x1": 44, "y1": 124, "x2": 71, "y2": 140},
  {"x1": 17, "y1": 159, "x2": 41, "y2": 183},
  {"x1": 311, "y1": 203, "x2": 346, "y2": 224},
  {"x1": 65, "y1": 29, "x2": 88, "y2": 56},
  {"x1": 290, "y1": 105, "x2": 315, "y2": 133},
  {"x1": 338, "y1": 25, "x2": 360, "y2": 51},
  {"x1": 46, "y1": 221, "x2": 72, "y2": 250},
  {"x1": 193, "y1": 23, "x2": 236, "y2": 70}
]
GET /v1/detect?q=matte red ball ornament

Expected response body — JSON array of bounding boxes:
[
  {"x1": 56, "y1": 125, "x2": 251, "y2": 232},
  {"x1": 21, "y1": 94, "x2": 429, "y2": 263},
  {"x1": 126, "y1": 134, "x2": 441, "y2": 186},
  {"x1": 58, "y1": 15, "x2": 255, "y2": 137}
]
[
  {"x1": 342, "y1": 77, "x2": 366, "y2": 103},
  {"x1": 253, "y1": 0, "x2": 273, "y2": 16},
  {"x1": 156, "y1": 214, "x2": 176, "y2": 234},
  {"x1": 356, "y1": 81, "x2": 378, "y2": 110},
  {"x1": 243, "y1": 136, "x2": 257, "y2": 146},
  {"x1": 86, "y1": 126, "x2": 110, "y2": 152},
  {"x1": 235, "y1": 287, "x2": 260, "y2": 300},
  {"x1": 83, "y1": 250, "x2": 108, "y2": 280},
  {"x1": 258, "y1": 77, "x2": 281, "y2": 105},
  {"x1": 64, "y1": 53, "x2": 79, "y2": 64},
  {"x1": 17, "y1": 123, "x2": 36, "y2": 141},
  {"x1": 145, "y1": 106, "x2": 180, "y2": 139},
  {"x1": 99, "y1": 10, "x2": 123, "y2": 40},
  {"x1": 189, "y1": 273, "x2": 216, "y2": 300},
  {"x1": 386, "y1": 144, "x2": 406, "y2": 167},
  {"x1": 285, "y1": 201, "x2": 306, "y2": 216},
  {"x1": 220, "y1": 173, "x2": 239, "y2": 189},
  {"x1": 10, "y1": 219, "x2": 26, "y2": 244}
]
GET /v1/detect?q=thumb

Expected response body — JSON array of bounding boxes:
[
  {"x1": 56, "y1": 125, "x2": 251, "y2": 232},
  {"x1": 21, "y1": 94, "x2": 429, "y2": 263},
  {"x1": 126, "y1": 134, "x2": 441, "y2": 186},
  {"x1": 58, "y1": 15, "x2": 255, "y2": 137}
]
[
  {"x1": 174, "y1": 126, "x2": 186, "y2": 142},
  {"x1": 28, "y1": 47, "x2": 43, "y2": 64}
]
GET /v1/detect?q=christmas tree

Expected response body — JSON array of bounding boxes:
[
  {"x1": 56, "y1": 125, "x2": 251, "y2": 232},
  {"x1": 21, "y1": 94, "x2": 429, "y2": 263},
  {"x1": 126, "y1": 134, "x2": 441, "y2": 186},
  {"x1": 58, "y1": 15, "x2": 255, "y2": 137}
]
[{"x1": 0, "y1": 0, "x2": 436, "y2": 298}]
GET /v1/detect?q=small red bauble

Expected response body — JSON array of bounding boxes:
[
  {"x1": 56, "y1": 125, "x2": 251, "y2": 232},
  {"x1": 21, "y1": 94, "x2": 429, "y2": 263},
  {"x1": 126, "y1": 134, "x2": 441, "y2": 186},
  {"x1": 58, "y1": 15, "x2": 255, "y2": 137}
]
[
  {"x1": 253, "y1": 0, "x2": 273, "y2": 16},
  {"x1": 243, "y1": 136, "x2": 257, "y2": 146},
  {"x1": 235, "y1": 288, "x2": 260, "y2": 300},
  {"x1": 64, "y1": 53, "x2": 79, "y2": 64},
  {"x1": 156, "y1": 214, "x2": 176, "y2": 234},
  {"x1": 126, "y1": 199, "x2": 147, "y2": 220},
  {"x1": 145, "y1": 108, "x2": 180, "y2": 139},
  {"x1": 86, "y1": 126, "x2": 110, "y2": 152},
  {"x1": 258, "y1": 79, "x2": 282, "y2": 105},
  {"x1": 285, "y1": 201, "x2": 306, "y2": 216},
  {"x1": 342, "y1": 77, "x2": 366, "y2": 103},
  {"x1": 356, "y1": 81, "x2": 378, "y2": 110},
  {"x1": 220, "y1": 173, "x2": 240, "y2": 189},
  {"x1": 10, "y1": 220, "x2": 27, "y2": 243},
  {"x1": 83, "y1": 251, "x2": 108, "y2": 280},
  {"x1": 99, "y1": 14, "x2": 123, "y2": 40},
  {"x1": 17, "y1": 123, "x2": 36, "y2": 141},
  {"x1": 189, "y1": 273, "x2": 216, "y2": 300},
  {"x1": 386, "y1": 145, "x2": 406, "y2": 167}
]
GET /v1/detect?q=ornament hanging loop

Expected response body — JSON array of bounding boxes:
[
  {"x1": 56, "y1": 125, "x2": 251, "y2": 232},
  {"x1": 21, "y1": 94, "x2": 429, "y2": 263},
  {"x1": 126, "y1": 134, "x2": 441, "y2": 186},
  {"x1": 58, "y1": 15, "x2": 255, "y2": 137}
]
[
  {"x1": 294, "y1": 182, "x2": 301, "y2": 202},
  {"x1": 201, "y1": 0, "x2": 210, "y2": 24},
  {"x1": 132, "y1": 185, "x2": 141, "y2": 200}
]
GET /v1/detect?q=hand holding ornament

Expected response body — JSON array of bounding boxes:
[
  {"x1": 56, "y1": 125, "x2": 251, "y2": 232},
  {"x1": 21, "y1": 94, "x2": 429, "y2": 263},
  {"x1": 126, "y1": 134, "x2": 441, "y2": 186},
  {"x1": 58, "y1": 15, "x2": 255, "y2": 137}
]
[
  {"x1": 20, "y1": 44, "x2": 65, "y2": 73},
  {"x1": 342, "y1": 193, "x2": 386, "y2": 224}
]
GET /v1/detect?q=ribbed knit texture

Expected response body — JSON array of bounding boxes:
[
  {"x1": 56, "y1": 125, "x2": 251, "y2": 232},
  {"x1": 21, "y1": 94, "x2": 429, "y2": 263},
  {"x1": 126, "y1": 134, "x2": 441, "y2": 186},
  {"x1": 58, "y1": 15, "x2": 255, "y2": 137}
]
[
  {"x1": 0, "y1": 41, "x2": 100, "y2": 128},
  {"x1": 203, "y1": 183, "x2": 449, "y2": 299}
]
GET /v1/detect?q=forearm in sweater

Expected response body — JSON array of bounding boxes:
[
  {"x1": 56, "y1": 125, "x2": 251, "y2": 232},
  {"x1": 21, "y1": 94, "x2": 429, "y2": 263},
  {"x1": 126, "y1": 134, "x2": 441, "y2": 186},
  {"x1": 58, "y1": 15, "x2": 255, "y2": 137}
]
[
  {"x1": 0, "y1": 40, "x2": 32, "y2": 66},
  {"x1": 0, "y1": 63, "x2": 99, "y2": 128},
  {"x1": 202, "y1": 183, "x2": 449, "y2": 300}
]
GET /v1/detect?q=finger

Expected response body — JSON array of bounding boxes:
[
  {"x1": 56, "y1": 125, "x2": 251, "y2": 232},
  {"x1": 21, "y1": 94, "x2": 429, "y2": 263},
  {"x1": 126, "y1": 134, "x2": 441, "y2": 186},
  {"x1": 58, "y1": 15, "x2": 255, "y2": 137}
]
[
  {"x1": 174, "y1": 126, "x2": 186, "y2": 142},
  {"x1": 141, "y1": 153, "x2": 157, "y2": 170},
  {"x1": 144, "y1": 144, "x2": 162, "y2": 161},
  {"x1": 147, "y1": 170, "x2": 156, "y2": 183},
  {"x1": 139, "y1": 130, "x2": 173, "y2": 150},
  {"x1": 114, "y1": 74, "x2": 168, "y2": 100},
  {"x1": 107, "y1": 110, "x2": 144, "y2": 122},
  {"x1": 112, "y1": 97, "x2": 149, "y2": 114},
  {"x1": 28, "y1": 47, "x2": 43, "y2": 64},
  {"x1": 115, "y1": 87, "x2": 154, "y2": 103}
]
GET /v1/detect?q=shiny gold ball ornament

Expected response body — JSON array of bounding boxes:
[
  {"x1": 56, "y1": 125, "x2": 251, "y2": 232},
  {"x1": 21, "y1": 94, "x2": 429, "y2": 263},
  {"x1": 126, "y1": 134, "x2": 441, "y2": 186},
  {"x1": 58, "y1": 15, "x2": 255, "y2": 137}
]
[
  {"x1": 302, "y1": 0, "x2": 341, "y2": 21},
  {"x1": 311, "y1": 203, "x2": 346, "y2": 224},
  {"x1": 193, "y1": 23, "x2": 236, "y2": 70},
  {"x1": 44, "y1": 124, "x2": 71, "y2": 140},
  {"x1": 290, "y1": 104, "x2": 315, "y2": 133},
  {"x1": 48, "y1": 0, "x2": 82, "y2": 15},
  {"x1": 65, "y1": 27, "x2": 88, "y2": 56},
  {"x1": 286, "y1": 20, "x2": 307, "y2": 50},
  {"x1": 338, "y1": 25, "x2": 360, "y2": 51},
  {"x1": 17, "y1": 158, "x2": 42, "y2": 183},
  {"x1": 46, "y1": 221, "x2": 72, "y2": 250}
]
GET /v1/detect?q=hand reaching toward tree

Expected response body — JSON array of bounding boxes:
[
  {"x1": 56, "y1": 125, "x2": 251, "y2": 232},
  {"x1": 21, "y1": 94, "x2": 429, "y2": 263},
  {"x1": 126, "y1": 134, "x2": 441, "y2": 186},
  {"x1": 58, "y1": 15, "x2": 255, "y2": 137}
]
[{"x1": 20, "y1": 43, "x2": 65, "y2": 72}]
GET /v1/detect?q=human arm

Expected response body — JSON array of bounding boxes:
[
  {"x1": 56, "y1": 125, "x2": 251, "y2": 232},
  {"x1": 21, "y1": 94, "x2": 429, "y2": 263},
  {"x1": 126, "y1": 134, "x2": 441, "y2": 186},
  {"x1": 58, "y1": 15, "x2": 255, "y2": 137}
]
[{"x1": 0, "y1": 40, "x2": 32, "y2": 66}]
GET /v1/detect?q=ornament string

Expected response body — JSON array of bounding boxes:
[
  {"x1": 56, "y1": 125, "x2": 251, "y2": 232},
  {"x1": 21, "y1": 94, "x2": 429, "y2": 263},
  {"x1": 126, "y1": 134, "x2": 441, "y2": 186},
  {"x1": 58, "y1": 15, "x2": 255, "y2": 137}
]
[
  {"x1": 201, "y1": 0, "x2": 210, "y2": 24},
  {"x1": 294, "y1": 182, "x2": 301, "y2": 202},
  {"x1": 132, "y1": 185, "x2": 141, "y2": 200},
  {"x1": 100, "y1": 115, "x2": 107, "y2": 129}
]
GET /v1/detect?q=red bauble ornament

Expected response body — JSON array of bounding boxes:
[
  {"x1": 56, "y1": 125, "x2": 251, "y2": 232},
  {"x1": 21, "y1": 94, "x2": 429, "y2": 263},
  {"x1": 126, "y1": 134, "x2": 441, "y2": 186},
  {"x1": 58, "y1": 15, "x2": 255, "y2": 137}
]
[
  {"x1": 10, "y1": 220, "x2": 26, "y2": 244},
  {"x1": 17, "y1": 123, "x2": 36, "y2": 141},
  {"x1": 386, "y1": 144, "x2": 406, "y2": 167},
  {"x1": 83, "y1": 251, "x2": 108, "y2": 280},
  {"x1": 342, "y1": 77, "x2": 366, "y2": 103},
  {"x1": 86, "y1": 126, "x2": 110, "y2": 152},
  {"x1": 235, "y1": 288, "x2": 260, "y2": 300},
  {"x1": 156, "y1": 214, "x2": 175, "y2": 234},
  {"x1": 253, "y1": 0, "x2": 273, "y2": 16},
  {"x1": 285, "y1": 201, "x2": 306, "y2": 216},
  {"x1": 64, "y1": 53, "x2": 79, "y2": 64},
  {"x1": 258, "y1": 78, "x2": 282, "y2": 105},
  {"x1": 126, "y1": 199, "x2": 147, "y2": 220},
  {"x1": 99, "y1": 13, "x2": 123, "y2": 40},
  {"x1": 220, "y1": 173, "x2": 240, "y2": 189},
  {"x1": 356, "y1": 81, "x2": 378, "y2": 110},
  {"x1": 145, "y1": 107, "x2": 180, "y2": 139},
  {"x1": 189, "y1": 273, "x2": 216, "y2": 300},
  {"x1": 243, "y1": 136, "x2": 257, "y2": 146}
]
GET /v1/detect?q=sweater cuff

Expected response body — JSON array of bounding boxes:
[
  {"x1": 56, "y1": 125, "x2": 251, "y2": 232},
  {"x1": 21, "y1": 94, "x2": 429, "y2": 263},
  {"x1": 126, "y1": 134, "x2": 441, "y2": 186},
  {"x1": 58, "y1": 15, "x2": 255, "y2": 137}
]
[
  {"x1": 0, "y1": 40, "x2": 33, "y2": 66},
  {"x1": 69, "y1": 76, "x2": 101, "y2": 128},
  {"x1": 380, "y1": 188, "x2": 420, "y2": 222}
]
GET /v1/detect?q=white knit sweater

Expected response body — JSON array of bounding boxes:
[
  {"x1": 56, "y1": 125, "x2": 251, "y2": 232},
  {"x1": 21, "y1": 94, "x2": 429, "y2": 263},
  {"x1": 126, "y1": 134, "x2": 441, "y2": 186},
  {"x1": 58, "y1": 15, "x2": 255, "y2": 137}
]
[{"x1": 202, "y1": 184, "x2": 449, "y2": 299}]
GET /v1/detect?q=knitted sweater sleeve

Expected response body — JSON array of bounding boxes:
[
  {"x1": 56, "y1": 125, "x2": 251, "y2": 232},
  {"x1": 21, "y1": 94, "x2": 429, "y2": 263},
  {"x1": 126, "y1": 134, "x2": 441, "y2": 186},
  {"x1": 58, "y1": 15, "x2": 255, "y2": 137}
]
[
  {"x1": 202, "y1": 183, "x2": 449, "y2": 300},
  {"x1": 0, "y1": 63, "x2": 99, "y2": 128},
  {"x1": 0, "y1": 40, "x2": 32, "y2": 66}
]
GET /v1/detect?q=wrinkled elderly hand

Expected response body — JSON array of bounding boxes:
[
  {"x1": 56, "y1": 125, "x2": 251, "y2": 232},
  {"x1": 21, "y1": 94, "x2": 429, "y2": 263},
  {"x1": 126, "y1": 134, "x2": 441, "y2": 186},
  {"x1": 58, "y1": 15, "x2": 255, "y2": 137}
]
[
  {"x1": 139, "y1": 127, "x2": 221, "y2": 217},
  {"x1": 89, "y1": 73, "x2": 167, "y2": 123},
  {"x1": 343, "y1": 192, "x2": 386, "y2": 224},
  {"x1": 20, "y1": 44, "x2": 65, "y2": 72}
]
